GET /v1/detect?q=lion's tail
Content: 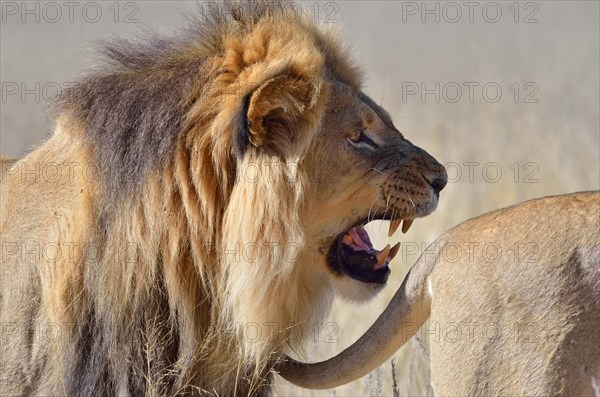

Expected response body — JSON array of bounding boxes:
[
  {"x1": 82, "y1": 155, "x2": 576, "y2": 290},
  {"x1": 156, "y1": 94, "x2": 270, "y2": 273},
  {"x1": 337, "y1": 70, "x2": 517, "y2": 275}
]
[{"x1": 277, "y1": 240, "x2": 440, "y2": 389}]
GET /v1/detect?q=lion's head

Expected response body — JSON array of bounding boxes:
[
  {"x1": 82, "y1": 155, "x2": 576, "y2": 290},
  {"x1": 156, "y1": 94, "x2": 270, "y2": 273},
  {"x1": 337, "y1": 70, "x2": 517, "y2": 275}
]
[
  {"x1": 301, "y1": 86, "x2": 446, "y2": 298},
  {"x1": 209, "y1": 3, "x2": 447, "y2": 359},
  {"x1": 0, "y1": 1, "x2": 446, "y2": 395}
]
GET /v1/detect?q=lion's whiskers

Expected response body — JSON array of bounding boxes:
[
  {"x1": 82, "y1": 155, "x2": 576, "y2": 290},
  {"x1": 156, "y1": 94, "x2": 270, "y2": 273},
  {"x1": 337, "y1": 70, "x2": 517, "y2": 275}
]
[
  {"x1": 402, "y1": 187, "x2": 416, "y2": 209},
  {"x1": 378, "y1": 194, "x2": 393, "y2": 234}
]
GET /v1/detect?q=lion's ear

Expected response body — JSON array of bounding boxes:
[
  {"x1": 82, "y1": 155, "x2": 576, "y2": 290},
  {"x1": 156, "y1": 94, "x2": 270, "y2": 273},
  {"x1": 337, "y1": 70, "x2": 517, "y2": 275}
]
[{"x1": 235, "y1": 75, "x2": 323, "y2": 158}]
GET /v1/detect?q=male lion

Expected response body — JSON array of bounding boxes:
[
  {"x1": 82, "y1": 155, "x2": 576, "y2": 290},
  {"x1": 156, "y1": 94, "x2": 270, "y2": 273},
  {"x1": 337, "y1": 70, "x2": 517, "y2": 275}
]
[
  {"x1": 281, "y1": 191, "x2": 600, "y2": 396},
  {"x1": 0, "y1": 1, "x2": 447, "y2": 395}
]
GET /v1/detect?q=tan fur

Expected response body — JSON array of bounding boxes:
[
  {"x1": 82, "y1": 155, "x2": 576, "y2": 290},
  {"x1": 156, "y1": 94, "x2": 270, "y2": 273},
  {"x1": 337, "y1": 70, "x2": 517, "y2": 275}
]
[
  {"x1": 280, "y1": 192, "x2": 600, "y2": 396},
  {"x1": 0, "y1": 3, "x2": 446, "y2": 396},
  {"x1": 427, "y1": 191, "x2": 600, "y2": 396}
]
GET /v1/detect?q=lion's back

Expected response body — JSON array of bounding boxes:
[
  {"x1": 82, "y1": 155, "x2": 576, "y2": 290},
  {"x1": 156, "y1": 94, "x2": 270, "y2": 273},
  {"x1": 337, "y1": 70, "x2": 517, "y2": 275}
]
[
  {"x1": 428, "y1": 191, "x2": 600, "y2": 396},
  {"x1": 0, "y1": 155, "x2": 18, "y2": 218}
]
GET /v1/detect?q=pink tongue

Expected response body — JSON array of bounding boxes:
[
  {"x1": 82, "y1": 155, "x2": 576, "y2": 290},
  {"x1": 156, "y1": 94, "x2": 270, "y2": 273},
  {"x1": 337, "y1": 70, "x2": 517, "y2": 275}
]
[{"x1": 348, "y1": 225, "x2": 374, "y2": 252}]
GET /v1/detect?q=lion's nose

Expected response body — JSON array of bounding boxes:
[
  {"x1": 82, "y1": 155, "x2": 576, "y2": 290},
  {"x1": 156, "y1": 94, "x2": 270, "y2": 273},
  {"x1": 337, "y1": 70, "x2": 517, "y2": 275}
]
[
  {"x1": 400, "y1": 143, "x2": 448, "y2": 196},
  {"x1": 416, "y1": 148, "x2": 447, "y2": 195},
  {"x1": 421, "y1": 162, "x2": 448, "y2": 196},
  {"x1": 426, "y1": 174, "x2": 447, "y2": 195}
]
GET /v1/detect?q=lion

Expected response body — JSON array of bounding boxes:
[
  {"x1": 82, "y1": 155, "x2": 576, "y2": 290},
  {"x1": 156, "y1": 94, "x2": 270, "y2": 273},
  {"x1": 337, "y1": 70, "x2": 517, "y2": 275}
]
[
  {"x1": 0, "y1": 2, "x2": 447, "y2": 396},
  {"x1": 280, "y1": 191, "x2": 600, "y2": 396}
]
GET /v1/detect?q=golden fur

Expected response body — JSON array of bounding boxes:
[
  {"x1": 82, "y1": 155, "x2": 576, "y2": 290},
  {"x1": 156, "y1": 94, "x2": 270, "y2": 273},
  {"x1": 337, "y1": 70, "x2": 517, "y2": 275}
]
[{"x1": 0, "y1": 2, "x2": 446, "y2": 395}]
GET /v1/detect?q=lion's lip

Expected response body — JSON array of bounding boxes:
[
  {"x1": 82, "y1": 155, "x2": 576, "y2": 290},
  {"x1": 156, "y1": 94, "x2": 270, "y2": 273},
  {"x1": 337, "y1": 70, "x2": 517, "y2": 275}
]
[{"x1": 328, "y1": 216, "x2": 412, "y2": 284}]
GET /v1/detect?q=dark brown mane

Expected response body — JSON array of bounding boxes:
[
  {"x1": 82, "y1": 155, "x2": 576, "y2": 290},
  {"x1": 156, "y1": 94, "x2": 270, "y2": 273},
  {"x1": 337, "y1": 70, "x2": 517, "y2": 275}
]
[
  {"x1": 22, "y1": 2, "x2": 364, "y2": 395},
  {"x1": 56, "y1": 1, "x2": 306, "y2": 203}
]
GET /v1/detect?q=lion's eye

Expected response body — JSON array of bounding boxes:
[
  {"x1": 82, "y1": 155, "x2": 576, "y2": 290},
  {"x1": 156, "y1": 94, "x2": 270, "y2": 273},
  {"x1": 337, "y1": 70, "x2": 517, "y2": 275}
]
[{"x1": 349, "y1": 131, "x2": 378, "y2": 151}]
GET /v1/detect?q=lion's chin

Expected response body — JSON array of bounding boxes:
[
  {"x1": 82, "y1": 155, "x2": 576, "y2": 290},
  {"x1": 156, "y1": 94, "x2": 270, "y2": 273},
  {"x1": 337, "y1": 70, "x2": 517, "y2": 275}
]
[{"x1": 332, "y1": 276, "x2": 387, "y2": 303}]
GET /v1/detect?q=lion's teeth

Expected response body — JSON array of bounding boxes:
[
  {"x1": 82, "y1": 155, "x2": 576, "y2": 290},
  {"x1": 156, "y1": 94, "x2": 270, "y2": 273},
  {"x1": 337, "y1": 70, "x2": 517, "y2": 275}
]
[
  {"x1": 402, "y1": 219, "x2": 414, "y2": 234},
  {"x1": 343, "y1": 234, "x2": 354, "y2": 245},
  {"x1": 375, "y1": 244, "x2": 391, "y2": 268},
  {"x1": 389, "y1": 242, "x2": 400, "y2": 260},
  {"x1": 388, "y1": 219, "x2": 402, "y2": 237}
]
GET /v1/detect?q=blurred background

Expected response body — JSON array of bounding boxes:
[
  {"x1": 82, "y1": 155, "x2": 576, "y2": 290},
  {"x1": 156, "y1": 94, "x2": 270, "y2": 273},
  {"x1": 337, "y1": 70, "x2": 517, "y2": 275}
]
[{"x1": 1, "y1": 1, "x2": 599, "y2": 395}]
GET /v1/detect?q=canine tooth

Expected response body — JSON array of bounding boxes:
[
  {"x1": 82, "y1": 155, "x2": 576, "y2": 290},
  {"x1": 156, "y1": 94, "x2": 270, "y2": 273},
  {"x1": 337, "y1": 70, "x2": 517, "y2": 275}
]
[
  {"x1": 402, "y1": 219, "x2": 414, "y2": 234},
  {"x1": 388, "y1": 219, "x2": 402, "y2": 237},
  {"x1": 343, "y1": 234, "x2": 353, "y2": 245},
  {"x1": 389, "y1": 242, "x2": 401, "y2": 260},
  {"x1": 375, "y1": 244, "x2": 391, "y2": 268}
]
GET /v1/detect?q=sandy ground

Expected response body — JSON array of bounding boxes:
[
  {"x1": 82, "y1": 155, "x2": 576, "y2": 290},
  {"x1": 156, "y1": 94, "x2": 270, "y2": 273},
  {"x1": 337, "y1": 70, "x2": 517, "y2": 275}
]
[{"x1": 1, "y1": 1, "x2": 599, "y2": 395}]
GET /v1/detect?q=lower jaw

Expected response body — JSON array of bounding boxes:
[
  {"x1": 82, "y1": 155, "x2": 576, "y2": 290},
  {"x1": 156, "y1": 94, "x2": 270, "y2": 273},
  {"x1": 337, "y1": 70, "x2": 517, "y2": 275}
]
[
  {"x1": 327, "y1": 216, "x2": 412, "y2": 285},
  {"x1": 343, "y1": 267, "x2": 390, "y2": 284},
  {"x1": 328, "y1": 240, "x2": 391, "y2": 285}
]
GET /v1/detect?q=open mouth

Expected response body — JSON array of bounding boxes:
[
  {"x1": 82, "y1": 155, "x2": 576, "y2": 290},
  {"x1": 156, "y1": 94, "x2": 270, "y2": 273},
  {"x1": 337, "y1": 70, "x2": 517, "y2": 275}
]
[{"x1": 328, "y1": 215, "x2": 414, "y2": 284}]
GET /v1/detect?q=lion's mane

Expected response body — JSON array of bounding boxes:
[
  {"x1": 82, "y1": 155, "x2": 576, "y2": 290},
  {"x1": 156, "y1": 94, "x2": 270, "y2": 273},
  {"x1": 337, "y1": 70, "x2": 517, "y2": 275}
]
[{"x1": 37, "y1": 1, "x2": 362, "y2": 395}]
